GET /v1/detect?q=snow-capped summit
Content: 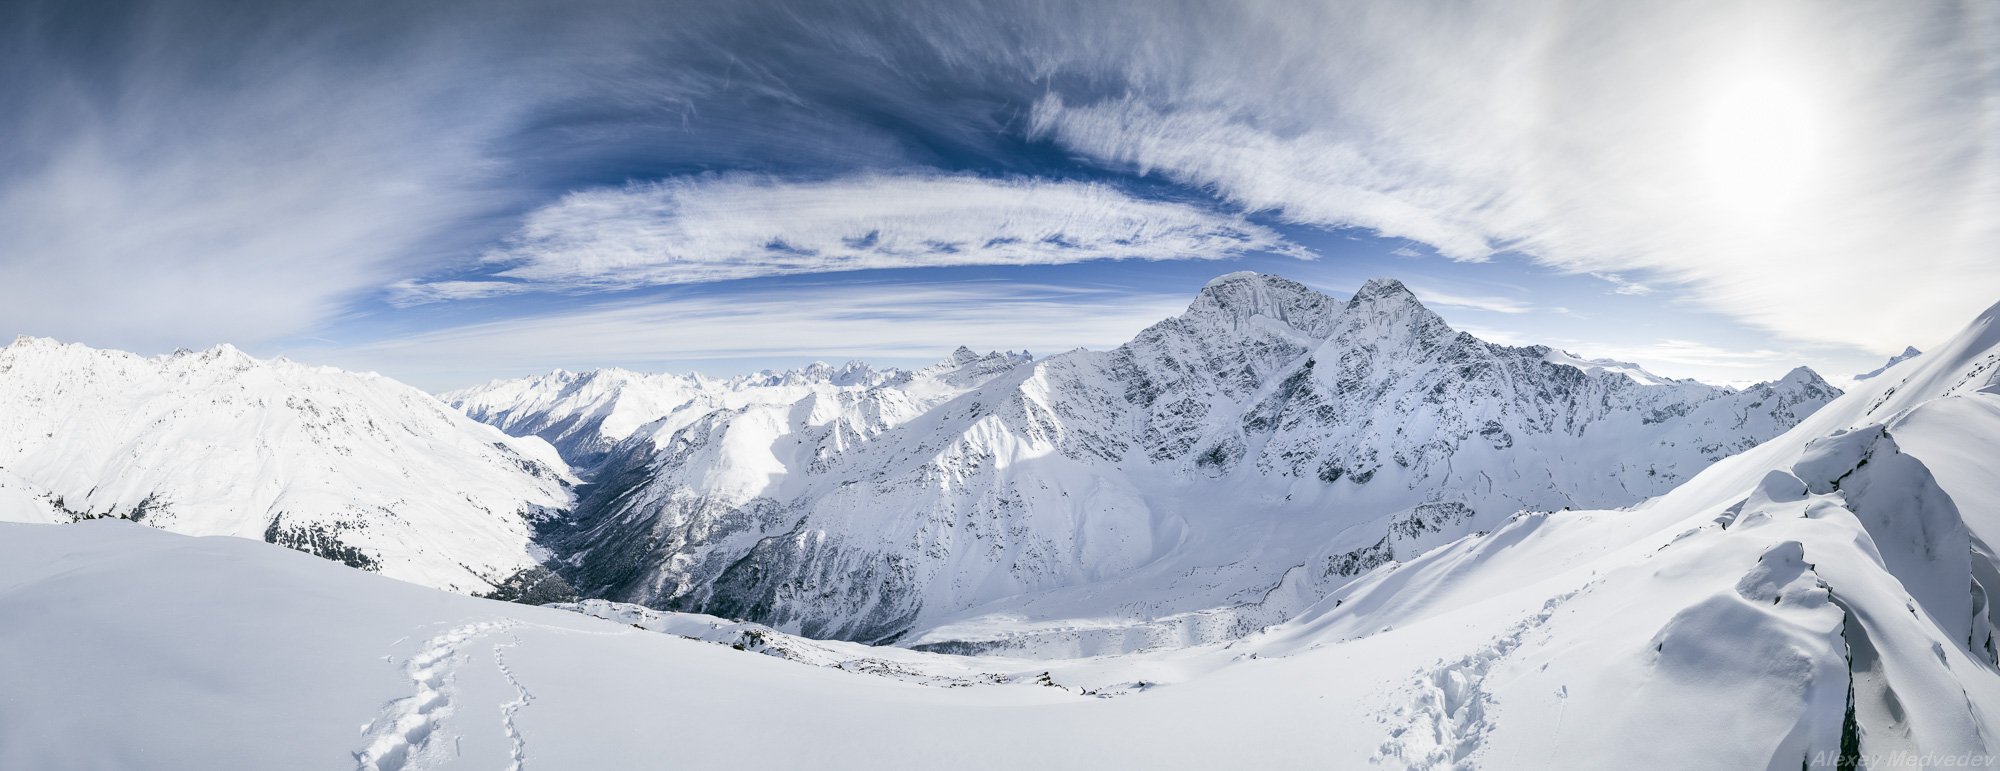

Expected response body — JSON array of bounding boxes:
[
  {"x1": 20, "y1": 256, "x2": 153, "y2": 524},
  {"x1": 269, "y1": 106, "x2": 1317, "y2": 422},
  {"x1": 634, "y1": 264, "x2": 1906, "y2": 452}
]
[
  {"x1": 1185, "y1": 271, "x2": 1339, "y2": 336},
  {"x1": 1775, "y1": 365, "x2": 1832, "y2": 389},
  {"x1": 1350, "y1": 276, "x2": 1416, "y2": 301},
  {"x1": 0, "y1": 337, "x2": 574, "y2": 594}
]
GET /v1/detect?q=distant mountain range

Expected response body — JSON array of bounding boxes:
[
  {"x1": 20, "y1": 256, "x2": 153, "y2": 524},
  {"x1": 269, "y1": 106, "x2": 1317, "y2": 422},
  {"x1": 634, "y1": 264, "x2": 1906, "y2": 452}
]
[{"x1": 444, "y1": 273, "x2": 1840, "y2": 649}]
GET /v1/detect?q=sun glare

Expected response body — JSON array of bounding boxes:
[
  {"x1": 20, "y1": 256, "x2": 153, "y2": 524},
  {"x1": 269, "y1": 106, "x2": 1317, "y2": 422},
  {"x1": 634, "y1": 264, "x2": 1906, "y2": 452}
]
[{"x1": 1698, "y1": 71, "x2": 1825, "y2": 214}]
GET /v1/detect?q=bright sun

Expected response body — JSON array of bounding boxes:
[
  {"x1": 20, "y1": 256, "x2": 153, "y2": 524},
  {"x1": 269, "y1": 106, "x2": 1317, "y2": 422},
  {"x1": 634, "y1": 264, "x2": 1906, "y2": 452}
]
[{"x1": 1698, "y1": 71, "x2": 1825, "y2": 214}]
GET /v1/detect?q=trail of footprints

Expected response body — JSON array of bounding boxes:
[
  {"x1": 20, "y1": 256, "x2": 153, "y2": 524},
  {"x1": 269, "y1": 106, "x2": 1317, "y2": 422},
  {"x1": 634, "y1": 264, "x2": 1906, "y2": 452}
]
[
  {"x1": 354, "y1": 620, "x2": 523, "y2": 771},
  {"x1": 493, "y1": 636, "x2": 534, "y2": 771}
]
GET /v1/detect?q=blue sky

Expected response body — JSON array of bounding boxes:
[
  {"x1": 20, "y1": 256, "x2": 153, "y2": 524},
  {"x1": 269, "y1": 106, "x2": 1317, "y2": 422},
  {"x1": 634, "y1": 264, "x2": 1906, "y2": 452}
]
[{"x1": 3, "y1": 0, "x2": 1995, "y2": 391}]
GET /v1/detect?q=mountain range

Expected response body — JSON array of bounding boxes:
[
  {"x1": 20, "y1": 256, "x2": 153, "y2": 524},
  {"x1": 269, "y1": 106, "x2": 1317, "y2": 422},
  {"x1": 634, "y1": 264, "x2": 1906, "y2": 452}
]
[
  {"x1": 443, "y1": 274, "x2": 1839, "y2": 649},
  {"x1": 0, "y1": 276, "x2": 1844, "y2": 648}
]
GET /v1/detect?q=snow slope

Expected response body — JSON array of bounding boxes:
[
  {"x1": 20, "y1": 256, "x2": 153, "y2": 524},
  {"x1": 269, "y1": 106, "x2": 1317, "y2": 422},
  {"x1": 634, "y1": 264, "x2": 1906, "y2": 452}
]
[
  {"x1": 1249, "y1": 294, "x2": 2000, "y2": 767},
  {"x1": 0, "y1": 337, "x2": 575, "y2": 593},
  {"x1": 2, "y1": 294, "x2": 1994, "y2": 770},
  {"x1": 0, "y1": 293, "x2": 1987, "y2": 767},
  {"x1": 0, "y1": 519, "x2": 1432, "y2": 770},
  {"x1": 0, "y1": 466, "x2": 60, "y2": 524},
  {"x1": 478, "y1": 274, "x2": 1840, "y2": 649}
]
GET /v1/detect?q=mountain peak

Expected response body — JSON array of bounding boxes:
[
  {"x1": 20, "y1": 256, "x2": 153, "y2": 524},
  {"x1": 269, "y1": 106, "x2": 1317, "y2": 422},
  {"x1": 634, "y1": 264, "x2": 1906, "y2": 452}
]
[
  {"x1": 1199, "y1": 270, "x2": 1269, "y2": 290},
  {"x1": 1777, "y1": 366, "x2": 1832, "y2": 389},
  {"x1": 1185, "y1": 272, "x2": 1338, "y2": 337},
  {"x1": 1342, "y1": 276, "x2": 1442, "y2": 318},
  {"x1": 5, "y1": 335, "x2": 58, "y2": 351},
  {"x1": 1349, "y1": 277, "x2": 1420, "y2": 304}
]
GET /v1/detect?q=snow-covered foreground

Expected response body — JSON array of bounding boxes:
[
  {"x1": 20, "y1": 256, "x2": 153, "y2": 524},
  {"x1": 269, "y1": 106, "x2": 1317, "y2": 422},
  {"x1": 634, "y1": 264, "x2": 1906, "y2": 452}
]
[
  {"x1": 5, "y1": 296, "x2": 1999, "y2": 768},
  {"x1": 0, "y1": 520, "x2": 1416, "y2": 769}
]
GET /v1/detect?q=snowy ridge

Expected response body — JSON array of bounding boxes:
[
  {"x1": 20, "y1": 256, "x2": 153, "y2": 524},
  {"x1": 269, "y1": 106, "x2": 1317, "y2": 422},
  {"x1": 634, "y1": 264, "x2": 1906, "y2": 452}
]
[
  {"x1": 1853, "y1": 345, "x2": 1924, "y2": 383},
  {"x1": 1245, "y1": 295, "x2": 2000, "y2": 767},
  {"x1": 0, "y1": 295, "x2": 1995, "y2": 769},
  {"x1": 442, "y1": 359, "x2": 907, "y2": 471},
  {"x1": 1540, "y1": 347, "x2": 1686, "y2": 387},
  {"x1": 460, "y1": 274, "x2": 1840, "y2": 651},
  {"x1": 0, "y1": 336, "x2": 575, "y2": 593}
]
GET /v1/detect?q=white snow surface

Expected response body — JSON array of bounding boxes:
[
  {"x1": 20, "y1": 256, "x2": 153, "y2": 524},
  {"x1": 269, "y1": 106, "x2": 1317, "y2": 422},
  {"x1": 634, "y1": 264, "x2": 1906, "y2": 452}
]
[
  {"x1": 2, "y1": 291, "x2": 1998, "y2": 768},
  {"x1": 0, "y1": 336, "x2": 575, "y2": 593},
  {"x1": 0, "y1": 292, "x2": 1995, "y2": 767}
]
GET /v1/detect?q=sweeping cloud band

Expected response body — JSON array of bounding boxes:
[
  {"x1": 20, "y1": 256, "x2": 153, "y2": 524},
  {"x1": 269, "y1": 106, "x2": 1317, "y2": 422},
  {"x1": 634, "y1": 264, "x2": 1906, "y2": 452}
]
[{"x1": 393, "y1": 174, "x2": 1307, "y2": 302}]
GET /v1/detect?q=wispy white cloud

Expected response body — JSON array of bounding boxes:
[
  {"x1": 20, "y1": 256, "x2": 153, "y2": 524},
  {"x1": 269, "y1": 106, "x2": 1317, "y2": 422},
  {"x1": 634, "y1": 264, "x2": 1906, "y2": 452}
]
[
  {"x1": 0, "y1": 2, "x2": 547, "y2": 353},
  {"x1": 1455, "y1": 325, "x2": 1530, "y2": 347},
  {"x1": 1588, "y1": 273, "x2": 1655, "y2": 296},
  {"x1": 394, "y1": 174, "x2": 1307, "y2": 302},
  {"x1": 1020, "y1": 0, "x2": 2000, "y2": 353},
  {"x1": 305, "y1": 281, "x2": 1193, "y2": 391},
  {"x1": 8, "y1": 0, "x2": 1993, "y2": 373}
]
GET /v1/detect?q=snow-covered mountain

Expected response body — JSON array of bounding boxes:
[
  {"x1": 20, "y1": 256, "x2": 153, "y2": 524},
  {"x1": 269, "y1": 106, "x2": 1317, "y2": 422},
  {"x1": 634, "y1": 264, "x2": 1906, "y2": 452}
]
[
  {"x1": 1262, "y1": 290, "x2": 2000, "y2": 766},
  {"x1": 0, "y1": 336, "x2": 575, "y2": 593},
  {"x1": 3, "y1": 290, "x2": 1993, "y2": 769},
  {"x1": 459, "y1": 273, "x2": 1840, "y2": 648}
]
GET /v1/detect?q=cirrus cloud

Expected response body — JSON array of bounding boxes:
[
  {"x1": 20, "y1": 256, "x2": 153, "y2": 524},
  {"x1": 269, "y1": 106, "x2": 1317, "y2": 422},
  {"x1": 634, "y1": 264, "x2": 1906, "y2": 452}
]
[
  {"x1": 1017, "y1": 0, "x2": 1999, "y2": 353},
  {"x1": 392, "y1": 173, "x2": 1309, "y2": 303}
]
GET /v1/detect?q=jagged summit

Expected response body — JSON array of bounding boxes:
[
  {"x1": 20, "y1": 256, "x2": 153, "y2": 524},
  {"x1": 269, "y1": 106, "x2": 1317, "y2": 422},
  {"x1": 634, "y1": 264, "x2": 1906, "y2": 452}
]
[
  {"x1": 1183, "y1": 271, "x2": 1339, "y2": 336},
  {"x1": 1332, "y1": 276, "x2": 1453, "y2": 348},
  {"x1": 1344, "y1": 278, "x2": 1431, "y2": 313},
  {"x1": 1352, "y1": 276, "x2": 1415, "y2": 300}
]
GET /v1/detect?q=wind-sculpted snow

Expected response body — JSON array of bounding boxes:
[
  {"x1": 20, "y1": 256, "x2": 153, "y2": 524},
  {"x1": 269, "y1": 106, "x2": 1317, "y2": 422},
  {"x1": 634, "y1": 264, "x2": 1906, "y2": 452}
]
[
  {"x1": 1255, "y1": 296, "x2": 2000, "y2": 767},
  {"x1": 0, "y1": 337, "x2": 575, "y2": 593},
  {"x1": 458, "y1": 273, "x2": 1840, "y2": 650}
]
